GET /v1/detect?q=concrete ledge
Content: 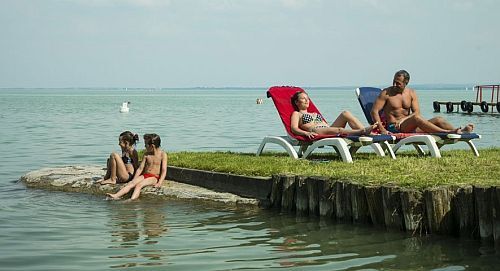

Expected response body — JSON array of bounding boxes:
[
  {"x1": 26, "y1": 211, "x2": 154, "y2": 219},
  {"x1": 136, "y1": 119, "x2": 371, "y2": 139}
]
[
  {"x1": 167, "y1": 166, "x2": 272, "y2": 203},
  {"x1": 20, "y1": 165, "x2": 260, "y2": 206}
]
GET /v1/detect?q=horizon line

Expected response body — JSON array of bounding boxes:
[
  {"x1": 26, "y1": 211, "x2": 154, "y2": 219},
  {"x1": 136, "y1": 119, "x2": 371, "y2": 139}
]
[{"x1": 0, "y1": 83, "x2": 482, "y2": 90}]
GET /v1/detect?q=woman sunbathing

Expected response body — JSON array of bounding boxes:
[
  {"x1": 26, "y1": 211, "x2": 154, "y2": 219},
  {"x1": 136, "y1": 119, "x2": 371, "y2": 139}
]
[{"x1": 290, "y1": 91, "x2": 376, "y2": 140}]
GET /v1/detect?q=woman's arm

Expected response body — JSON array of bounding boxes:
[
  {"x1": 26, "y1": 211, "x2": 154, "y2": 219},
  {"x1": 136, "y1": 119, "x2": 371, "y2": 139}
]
[{"x1": 291, "y1": 112, "x2": 316, "y2": 139}]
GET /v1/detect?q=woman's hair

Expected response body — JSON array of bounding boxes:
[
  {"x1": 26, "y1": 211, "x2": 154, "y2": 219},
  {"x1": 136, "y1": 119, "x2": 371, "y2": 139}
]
[
  {"x1": 291, "y1": 91, "x2": 305, "y2": 111},
  {"x1": 144, "y1": 133, "x2": 161, "y2": 148},
  {"x1": 119, "y1": 131, "x2": 139, "y2": 145}
]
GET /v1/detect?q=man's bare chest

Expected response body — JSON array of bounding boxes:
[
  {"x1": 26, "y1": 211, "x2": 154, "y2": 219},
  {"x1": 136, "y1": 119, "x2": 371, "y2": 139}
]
[{"x1": 386, "y1": 94, "x2": 412, "y2": 110}]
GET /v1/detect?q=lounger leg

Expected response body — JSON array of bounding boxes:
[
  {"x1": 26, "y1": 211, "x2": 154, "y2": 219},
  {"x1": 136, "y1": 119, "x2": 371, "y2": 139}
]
[
  {"x1": 256, "y1": 136, "x2": 299, "y2": 159},
  {"x1": 393, "y1": 136, "x2": 441, "y2": 158},
  {"x1": 412, "y1": 144, "x2": 426, "y2": 156},
  {"x1": 370, "y1": 143, "x2": 385, "y2": 157},
  {"x1": 298, "y1": 145, "x2": 308, "y2": 158},
  {"x1": 382, "y1": 141, "x2": 396, "y2": 159},
  {"x1": 349, "y1": 146, "x2": 360, "y2": 156},
  {"x1": 465, "y1": 140, "x2": 480, "y2": 157},
  {"x1": 302, "y1": 139, "x2": 353, "y2": 163}
]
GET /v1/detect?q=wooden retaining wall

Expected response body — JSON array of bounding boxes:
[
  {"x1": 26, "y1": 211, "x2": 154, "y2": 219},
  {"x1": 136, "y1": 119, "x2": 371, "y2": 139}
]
[
  {"x1": 166, "y1": 166, "x2": 499, "y2": 250},
  {"x1": 269, "y1": 175, "x2": 500, "y2": 249}
]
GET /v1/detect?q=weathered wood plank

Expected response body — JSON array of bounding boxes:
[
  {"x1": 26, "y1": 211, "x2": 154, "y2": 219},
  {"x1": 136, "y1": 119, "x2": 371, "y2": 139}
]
[
  {"x1": 295, "y1": 176, "x2": 309, "y2": 215},
  {"x1": 424, "y1": 187, "x2": 456, "y2": 235},
  {"x1": 280, "y1": 175, "x2": 297, "y2": 213},
  {"x1": 365, "y1": 186, "x2": 385, "y2": 227},
  {"x1": 400, "y1": 188, "x2": 426, "y2": 234},
  {"x1": 451, "y1": 186, "x2": 478, "y2": 238}
]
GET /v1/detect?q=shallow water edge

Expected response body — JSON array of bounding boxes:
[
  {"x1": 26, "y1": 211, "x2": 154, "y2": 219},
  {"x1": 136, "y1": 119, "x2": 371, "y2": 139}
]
[{"x1": 21, "y1": 165, "x2": 500, "y2": 251}]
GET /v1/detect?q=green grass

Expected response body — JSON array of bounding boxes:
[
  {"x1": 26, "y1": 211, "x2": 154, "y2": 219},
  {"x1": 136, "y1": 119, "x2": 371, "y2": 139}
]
[{"x1": 160, "y1": 148, "x2": 500, "y2": 189}]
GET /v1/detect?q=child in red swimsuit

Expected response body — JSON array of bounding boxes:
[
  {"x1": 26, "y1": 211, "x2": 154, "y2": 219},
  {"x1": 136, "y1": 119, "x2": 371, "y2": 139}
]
[{"x1": 106, "y1": 133, "x2": 168, "y2": 200}]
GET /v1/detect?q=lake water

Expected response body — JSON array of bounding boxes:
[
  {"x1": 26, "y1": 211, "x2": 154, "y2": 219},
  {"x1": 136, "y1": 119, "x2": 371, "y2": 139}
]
[{"x1": 0, "y1": 88, "x2": 499, "y2": 270}]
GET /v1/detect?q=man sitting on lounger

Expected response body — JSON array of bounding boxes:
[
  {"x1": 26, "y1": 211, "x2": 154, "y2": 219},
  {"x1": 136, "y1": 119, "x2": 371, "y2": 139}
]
[{"x1": 371, "y1": 70, "x2": 474, "y2": 135}]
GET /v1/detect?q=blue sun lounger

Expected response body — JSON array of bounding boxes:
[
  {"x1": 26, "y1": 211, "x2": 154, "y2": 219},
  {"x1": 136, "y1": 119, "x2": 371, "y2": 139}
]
[{"x1": 355, "y1": 87, "x2": 481, "y2": 157}]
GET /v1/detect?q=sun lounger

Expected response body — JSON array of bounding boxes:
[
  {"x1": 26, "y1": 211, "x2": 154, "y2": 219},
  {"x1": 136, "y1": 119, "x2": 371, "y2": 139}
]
[
  {"x1": 355, "y1": 87, "x2": 481, "y2": 157},
  {"x1": 256, "y1": 86, "x2": 395, "y2": 162}
]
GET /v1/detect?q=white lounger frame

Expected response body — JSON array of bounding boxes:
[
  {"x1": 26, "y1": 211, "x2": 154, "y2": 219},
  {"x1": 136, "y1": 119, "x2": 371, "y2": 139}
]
[
  {"x1": 355, "y1": 88, "x2": 481, "y2": 158},
  {"x1": 391, "y1": 133, "x2": 481, "y2": 158},
  {"x1": 256, "y1": 135, "x2": 395, "y2": 163}
]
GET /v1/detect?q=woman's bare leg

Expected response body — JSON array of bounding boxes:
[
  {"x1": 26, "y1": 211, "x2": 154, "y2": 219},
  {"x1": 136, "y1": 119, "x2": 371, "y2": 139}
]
[
  {"x1": 331, "y1": 111, "x2": 365, "y2": 129},
  {"x1": 100, "y1": 153, "x2": 131, "y2": 184},
  {"x1": 130, "y1": 178, "x2": 158, "y2": 200},
  {"x1": 316, "y1": 124, "x2": 376, "y2": 136}
]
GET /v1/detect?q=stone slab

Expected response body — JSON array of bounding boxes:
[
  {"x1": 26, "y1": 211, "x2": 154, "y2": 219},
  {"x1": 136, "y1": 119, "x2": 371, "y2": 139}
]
[{"x1": 20, "y1": 165, "x2": 260, "y2": 206}]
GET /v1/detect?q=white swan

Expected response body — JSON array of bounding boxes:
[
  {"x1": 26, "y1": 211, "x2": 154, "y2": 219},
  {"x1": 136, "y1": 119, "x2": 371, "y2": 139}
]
[{"x1": 120, "y1": 102, "x2": 130, "y2": 113}]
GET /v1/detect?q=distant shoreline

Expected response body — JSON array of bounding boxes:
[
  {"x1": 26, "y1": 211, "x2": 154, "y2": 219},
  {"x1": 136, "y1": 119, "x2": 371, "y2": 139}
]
[{"x1": 0, "y1": 84, "x2": 480, "y2": 91}]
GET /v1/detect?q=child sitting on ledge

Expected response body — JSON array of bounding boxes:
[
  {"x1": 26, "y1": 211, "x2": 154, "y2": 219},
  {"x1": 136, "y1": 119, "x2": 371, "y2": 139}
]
[{"x1": 107, "y1": 133, "x2": 168, "y2": 200}]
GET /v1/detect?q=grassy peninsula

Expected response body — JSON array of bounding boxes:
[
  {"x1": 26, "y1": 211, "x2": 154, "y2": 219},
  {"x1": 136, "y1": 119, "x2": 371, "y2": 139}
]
[{"x1": 166, "y1": 148, "x2": 500, "y2": 189}]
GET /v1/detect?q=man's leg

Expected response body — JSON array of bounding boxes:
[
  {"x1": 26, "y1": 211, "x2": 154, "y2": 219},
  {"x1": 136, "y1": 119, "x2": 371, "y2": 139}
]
[
  {"x1": 401, "y1": 115, "x2": 450, "y2": 133},
  {"x1": 428, "y1": 116, "x2": 454, "y2": 130}
]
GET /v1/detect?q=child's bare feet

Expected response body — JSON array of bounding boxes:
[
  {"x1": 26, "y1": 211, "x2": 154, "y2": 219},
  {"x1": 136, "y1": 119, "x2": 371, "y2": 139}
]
[
  {"x1": 99, "y1": 177, "x2": 117, "y2": 185},
  {"x1": 106, "y1": 193, "x2": 120, "y2": 200}
]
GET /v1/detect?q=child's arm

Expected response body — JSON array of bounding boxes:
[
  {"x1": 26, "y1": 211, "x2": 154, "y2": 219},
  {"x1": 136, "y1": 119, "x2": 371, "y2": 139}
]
[
  {"x1": 132, "y1": 150, "x2": 139, "y2": 171},
  {"x1": 155, "y1": 152, "x2": 168, "y2": 188},
  {"x1": 133, "y1": 157, "x2": 146, "y2": 179}
]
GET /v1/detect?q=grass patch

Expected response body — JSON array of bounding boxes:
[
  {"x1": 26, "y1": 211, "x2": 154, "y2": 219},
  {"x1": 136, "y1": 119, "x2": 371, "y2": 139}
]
[{"x1": 161, "y1": 148, "x2": 500, "y2": 189}]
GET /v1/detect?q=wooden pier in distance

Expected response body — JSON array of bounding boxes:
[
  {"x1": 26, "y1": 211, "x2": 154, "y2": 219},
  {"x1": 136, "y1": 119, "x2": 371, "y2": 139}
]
[{"x1": 433, "y1": 84, "x2": 500, "y2": 113}]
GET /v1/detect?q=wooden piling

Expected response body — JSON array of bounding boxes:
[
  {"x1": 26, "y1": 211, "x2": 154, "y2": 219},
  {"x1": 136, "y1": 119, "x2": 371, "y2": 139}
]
[
  {"x1": 365, "y1": 186, "x2": 385, "y2": 227},
  {"x1": 382, "y1": 186, "x2": 405, "y2": 230},
  {"x1": 451, "y1": 186, "x2": 478, "y2": 238},
  {"x1": 270, "y1": 175, "x2": 284, "y2": 209},
  {"x1": 280, "y1": 175, "x2": 297, "y2": 212},
  {"x1": 295, "y1": 176, "x2": 309, "y2": 215},
  {"x1": 474, "y1": 186, "x2": 494, "y2": 242},
  {"x1": 424, "y1": 187, "x2": 456, "y2": 235},
  {"x1": 351, "y1": 183, "x2": 371, "y2": 224},
  {"x1": 306, "y1": 177, "x2": 321, "y2": 216},
  {"x1": 335, "y1": 181, "x2": 352, "y2": 222},
  {"x1": 493, "y1": 187, "x2": 500, "y2": 248},
  {"x1": 400, "y1": 188, "x2": 426, "y2": 234},
  {"x1": 318, "y1": 177, "x2": 335, "y2": 217}
]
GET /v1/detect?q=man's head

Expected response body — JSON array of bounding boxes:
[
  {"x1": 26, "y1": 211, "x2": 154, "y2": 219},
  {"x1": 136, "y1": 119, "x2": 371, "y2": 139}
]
[{"x1": 393, "y1": 70, "x2": 410, "y2": 92}]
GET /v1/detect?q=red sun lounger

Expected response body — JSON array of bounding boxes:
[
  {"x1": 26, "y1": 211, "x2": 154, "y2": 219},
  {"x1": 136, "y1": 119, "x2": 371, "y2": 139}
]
[{"x1": 256, "y1": 86, "x2": 395, "y2": 162}]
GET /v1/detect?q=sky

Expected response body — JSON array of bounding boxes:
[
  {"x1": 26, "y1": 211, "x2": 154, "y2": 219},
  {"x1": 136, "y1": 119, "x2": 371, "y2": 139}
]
[{"x1": 0, "y1": 0, "x2": 499, "y2": 88}]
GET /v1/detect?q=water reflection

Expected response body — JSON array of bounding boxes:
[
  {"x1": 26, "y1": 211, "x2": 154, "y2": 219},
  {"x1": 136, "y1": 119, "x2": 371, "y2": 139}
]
[
  {"x1": 94, "y1": 199, "x2": 500, "y2": 270},
  {"x1": 195, "y1": 209, "x2": 498, "y2": 270},
  {"x1": 106, "y1": 200, "x2": 169, "y2": 269}
]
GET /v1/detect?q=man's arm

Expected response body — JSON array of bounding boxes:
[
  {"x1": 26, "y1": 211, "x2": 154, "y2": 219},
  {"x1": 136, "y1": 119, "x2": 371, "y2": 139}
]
[
  {"x1": 371, "y1": 90, "x2": 388, "y2": 134},
  {"x1": 409, "y1": 89, "x2": 420, "y2": 115}
]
